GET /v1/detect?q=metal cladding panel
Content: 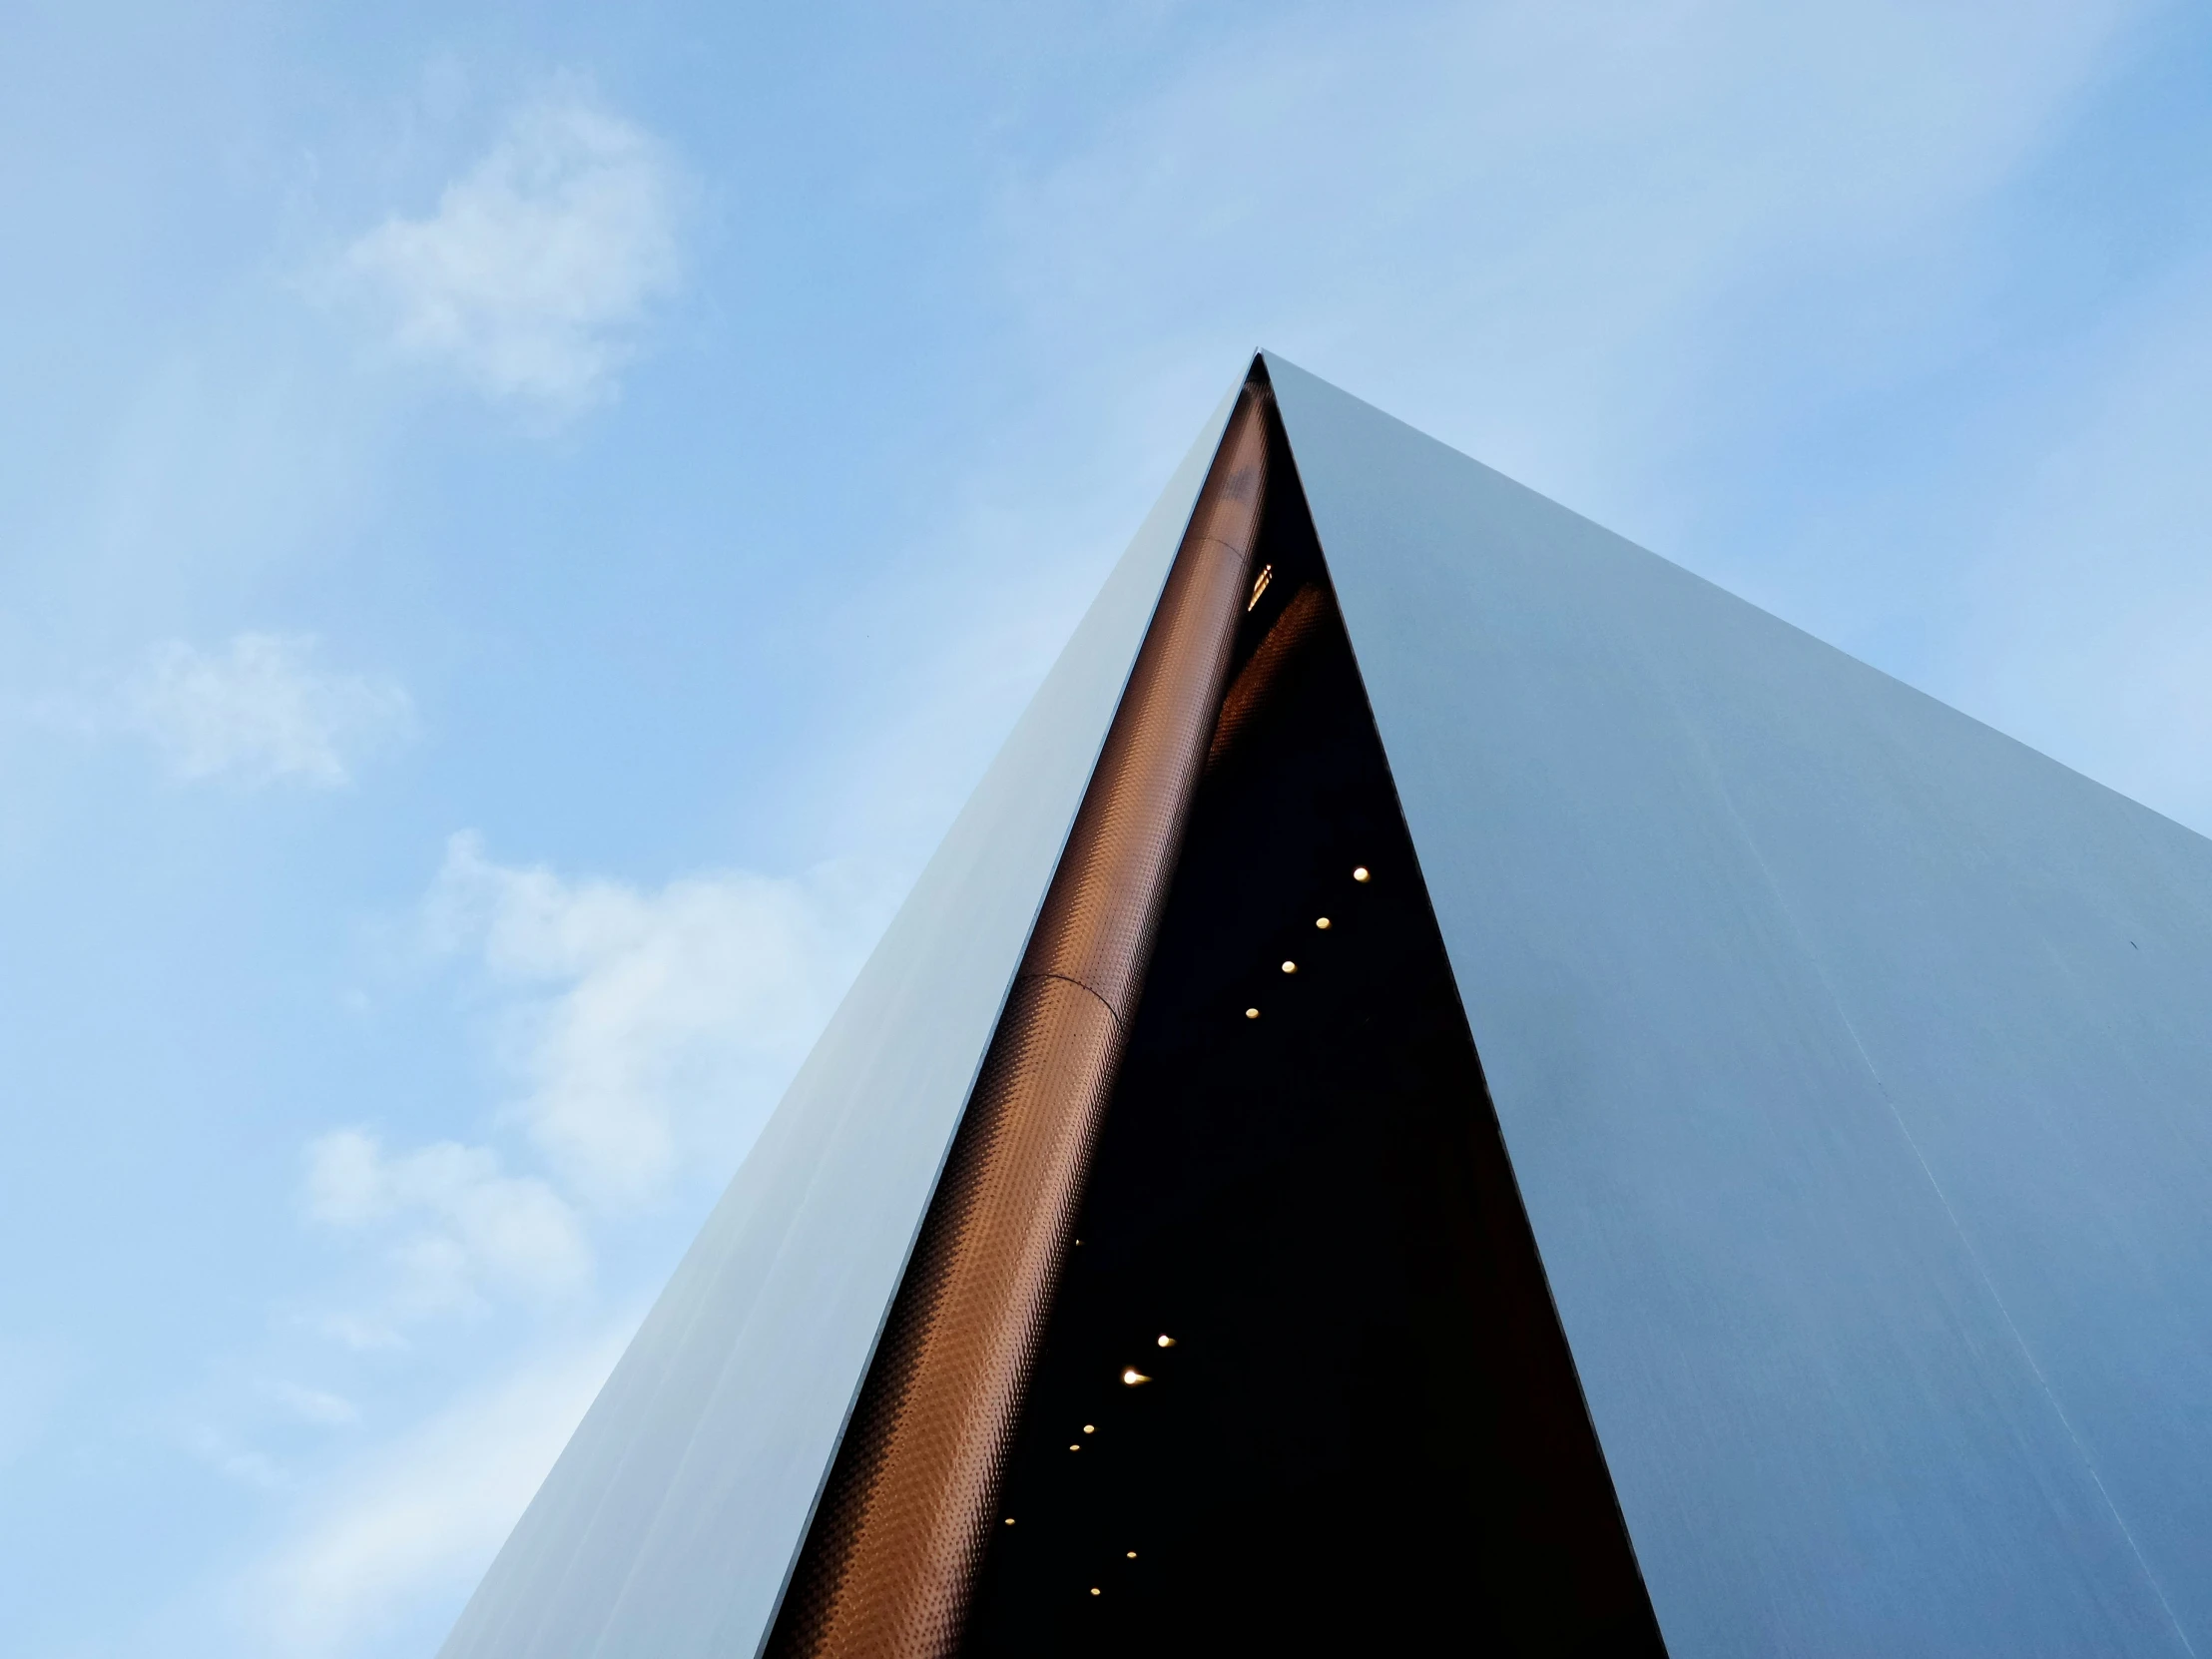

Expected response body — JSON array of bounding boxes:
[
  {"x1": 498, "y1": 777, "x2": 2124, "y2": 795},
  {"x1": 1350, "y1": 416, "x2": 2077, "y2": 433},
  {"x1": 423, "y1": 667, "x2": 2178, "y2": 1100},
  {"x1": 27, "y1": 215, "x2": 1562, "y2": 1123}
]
[
  {"x1": 1267, "y1": 353, "x2": 2212, "y2": 1657},
  {"x1": 437, "y1": 388, "x2": 1239, "y2": 1659}
]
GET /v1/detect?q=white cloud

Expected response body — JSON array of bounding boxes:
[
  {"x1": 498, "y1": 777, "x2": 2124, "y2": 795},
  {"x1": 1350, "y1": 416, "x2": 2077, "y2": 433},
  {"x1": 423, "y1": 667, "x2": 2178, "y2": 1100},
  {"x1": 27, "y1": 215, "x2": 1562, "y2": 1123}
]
[
  {"x1": 424, "y1": 832, "x2": 889, "y2": 1207},
  {"x1": 189, "y1": 1424, "x2": 291, "y2": 1491},
  {"x1": 121, "y1": 632, "x2": 413, "y2": 788},
  {"x1": 260, "y1": 1381, "x2": 363, "y2": 1429},
  {"x1": 304, "y1": 1312, "x2": 411, "y2": 1356},
  {"x1": 340, "y1": 87, "x2": 685, "y2": 411},
  {"x1": 243, "y1": 1321, "x2": 632, "y2": 1659},
  {"x1": 249, "y1": 831, "x2": 884, "y2": 1652},
  {"x1": 302, "y1": 1128, "x2": 591, "y2": 1323},
  {"x1": 291, "y1": 836, "x2": 884, "y2": 1345}
]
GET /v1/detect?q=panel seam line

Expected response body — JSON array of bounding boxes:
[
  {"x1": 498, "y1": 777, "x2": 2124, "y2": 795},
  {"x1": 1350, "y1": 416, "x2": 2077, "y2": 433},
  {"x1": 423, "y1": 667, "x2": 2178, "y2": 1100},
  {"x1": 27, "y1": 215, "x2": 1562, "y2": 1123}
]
[{"x1": 1016, "y1": 969, "x2": 1126, "y2": 1034}]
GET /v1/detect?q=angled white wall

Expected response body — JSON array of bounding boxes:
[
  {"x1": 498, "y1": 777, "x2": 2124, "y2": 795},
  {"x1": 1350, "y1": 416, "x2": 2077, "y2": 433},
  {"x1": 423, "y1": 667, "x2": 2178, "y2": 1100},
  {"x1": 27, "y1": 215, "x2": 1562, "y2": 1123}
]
[{"x1": 1272, "y1": 351, "x2": 2212, "y2": 1658}]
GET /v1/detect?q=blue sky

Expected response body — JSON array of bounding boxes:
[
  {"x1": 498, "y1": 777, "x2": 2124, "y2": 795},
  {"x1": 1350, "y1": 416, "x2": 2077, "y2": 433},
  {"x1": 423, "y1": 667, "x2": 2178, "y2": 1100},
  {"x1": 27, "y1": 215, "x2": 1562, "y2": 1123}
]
[{"x1": 4, "y1": 2, "x2": 2211, "y2": 1654}]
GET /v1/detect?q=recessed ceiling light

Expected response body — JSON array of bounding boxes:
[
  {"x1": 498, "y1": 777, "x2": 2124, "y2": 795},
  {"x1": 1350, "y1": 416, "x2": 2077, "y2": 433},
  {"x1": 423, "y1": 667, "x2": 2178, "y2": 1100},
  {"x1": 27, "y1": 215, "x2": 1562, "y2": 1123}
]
[
  {"x1": 1245, "y1": 1006, "x2": 1260, "y2": 1019},
  {"x1": 1353, "y1": 866, "x2": 1370, "y2": 882},
  {"x1": 1316, "y1": 916, "x2": 1331, "y2": 929},
  {"x1": 1122, "y1": 1368, "x2": 1150, "y2": 1385},
  {"x1": 1156, "y1": 1335, "x2": 1175, "y2": 1348},
  {"x1": 1281, "y1": 960, "x2": 1297, "y2": 973}
]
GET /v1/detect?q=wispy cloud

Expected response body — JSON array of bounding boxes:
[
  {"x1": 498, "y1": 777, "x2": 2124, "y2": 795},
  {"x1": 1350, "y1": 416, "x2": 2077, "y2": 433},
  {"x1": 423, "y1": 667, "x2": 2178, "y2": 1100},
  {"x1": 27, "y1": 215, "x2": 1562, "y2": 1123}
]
[
  {"x1": 118, "y1": 632, "x2": 413, "y2": 788},
  {"x1": 260, "y1": 835, "x2": 884, "y2": 1650},
  {"x1": 339, "y1": 87, "x2": 685, "y2": 412},
  {"x1": 189, "y1": 1424, "x2": 292, "y2": 1491},
  {"x1": 293, "y1": 835, "x2": 888, "y2": 1350},
  {"x1": 423, "y1": 832, "x2": 890, "y2": 1207},
  {"x1": 242, "y1": 1321, "x2": 633, "y2": 1659},
  {"x1": 934, "y1": 0, "x2": 2208, "y2": 833},
  {"x1": 995, "y1": 0, "x2": 2143, "y2": 516},
  {"x1": 1956, "y1": 252, "x2": 2212, "y2": 832},
  {"x1": 260, "y1": 1380, "x2": 364, "y2": 1429},
  {"x1": 302, "y1": 1129, "x2": 591, "y2": 1332}
]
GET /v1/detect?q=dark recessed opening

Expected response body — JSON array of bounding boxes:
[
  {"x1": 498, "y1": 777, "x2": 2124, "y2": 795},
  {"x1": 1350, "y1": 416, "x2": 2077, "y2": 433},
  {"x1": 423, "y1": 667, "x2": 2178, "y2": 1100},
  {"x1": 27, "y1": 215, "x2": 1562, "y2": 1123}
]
[{"x1": 958, "y1": 404, "x2": 1667, "y2": 1657}]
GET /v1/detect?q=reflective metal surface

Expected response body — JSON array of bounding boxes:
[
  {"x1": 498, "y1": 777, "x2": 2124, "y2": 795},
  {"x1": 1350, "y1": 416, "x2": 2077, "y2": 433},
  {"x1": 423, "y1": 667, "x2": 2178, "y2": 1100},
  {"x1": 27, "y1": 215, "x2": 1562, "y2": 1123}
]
[
  {"x1": 1268, "y1": 352, "x2": 2212, "y2": 1656},
  {"x1": 435, "y1": 385, "x2": 1240, "y2": 1659}
]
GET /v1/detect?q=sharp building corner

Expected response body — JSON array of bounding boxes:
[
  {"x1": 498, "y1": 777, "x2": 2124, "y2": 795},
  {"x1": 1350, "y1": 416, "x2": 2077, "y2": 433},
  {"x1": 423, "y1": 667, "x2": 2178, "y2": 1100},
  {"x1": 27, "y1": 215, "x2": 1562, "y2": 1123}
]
[{"x1": 438, "y1": 351, "x2": 2212, "y2": 1659}]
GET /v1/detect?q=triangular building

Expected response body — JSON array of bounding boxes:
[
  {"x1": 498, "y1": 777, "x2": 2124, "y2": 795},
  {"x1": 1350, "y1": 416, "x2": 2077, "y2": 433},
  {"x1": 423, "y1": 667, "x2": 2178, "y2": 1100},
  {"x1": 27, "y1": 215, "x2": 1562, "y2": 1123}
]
[{"x1": 439, "y1": 355, "x2": 2212, "y2": 1659}]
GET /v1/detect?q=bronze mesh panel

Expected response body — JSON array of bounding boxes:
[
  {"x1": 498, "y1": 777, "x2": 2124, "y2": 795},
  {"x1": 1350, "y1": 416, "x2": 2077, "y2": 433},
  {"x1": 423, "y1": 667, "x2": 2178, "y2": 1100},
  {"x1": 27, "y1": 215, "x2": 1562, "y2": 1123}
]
[
  {"x1": 1022, "y1": 402, "x2": 1270, "y2": 1014},
  {"x1": 767, "y1": 385, "x2": 1272, "y2": 1659},
  {"x1": 778, "y1": 976, "x2": 1119, "y2": 1659},
  {"x1": 1205, "y1": 580, "x2": 1328, "y2": 775}
]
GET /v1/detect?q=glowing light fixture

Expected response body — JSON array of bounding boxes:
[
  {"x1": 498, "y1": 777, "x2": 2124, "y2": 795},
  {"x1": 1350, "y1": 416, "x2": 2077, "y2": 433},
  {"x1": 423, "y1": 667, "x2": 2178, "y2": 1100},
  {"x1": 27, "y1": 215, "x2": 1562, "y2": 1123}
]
[
  {"x1": 1004, "y1": 1517, "x2": 1015, "y2": 1526},
  {"x1": 1083, "y1": 1423, "x2": 1095, "y2": 1433},
  {"x1": 1245, "y1": 1006, "x2": 1259, "y2": 1019},
  {"x1": 1126, "y1": 1551, "x2": 1138, "y2": 1559},
  {"x1": 1247, "y1": 563, "x2": 1274, "y2": 611},
  {"x1": 1316, "y1": 916, "x2": 1332, "y2": 929},
  {"x1": 1281, "y1": 960, "x2": 1297, "y2": 973},
  {"x1": 1156, "y1": 1335, "x2": 1175, "y2": 1348},
  {"x1": 1353, "y1": 865, "x2": 1370, "y2": 881},
  {"x1": 1090, "y1": 1587, "x2": 1102, "y2": 1597},
  {"x1": 1121, "y1": 1368, "x2": 1150, "y2": 1385}
]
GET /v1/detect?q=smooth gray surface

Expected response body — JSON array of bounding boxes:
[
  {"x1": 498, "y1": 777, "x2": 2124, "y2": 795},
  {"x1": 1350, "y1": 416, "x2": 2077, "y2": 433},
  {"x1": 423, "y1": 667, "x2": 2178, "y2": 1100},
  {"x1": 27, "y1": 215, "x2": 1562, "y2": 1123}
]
[
  {"x1": 437, "y1": 389, "x2": 1238, "y2": 1659},
  {"x1": 1270, "y1": 353, "x2": 2212, "y2": 1657}
]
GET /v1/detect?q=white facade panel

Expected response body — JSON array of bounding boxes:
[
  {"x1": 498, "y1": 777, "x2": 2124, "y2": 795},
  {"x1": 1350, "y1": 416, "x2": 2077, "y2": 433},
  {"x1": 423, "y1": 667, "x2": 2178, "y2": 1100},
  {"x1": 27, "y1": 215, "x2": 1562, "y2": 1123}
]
[{"x1": 1272, "y1": 351, "x2": 2212, "y2": 1657}]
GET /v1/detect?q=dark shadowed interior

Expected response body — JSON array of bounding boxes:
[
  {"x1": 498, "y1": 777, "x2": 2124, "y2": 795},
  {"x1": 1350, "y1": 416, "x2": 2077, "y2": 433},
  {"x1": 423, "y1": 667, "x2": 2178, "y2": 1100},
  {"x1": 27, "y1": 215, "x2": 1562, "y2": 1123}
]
[{"x1": 958, "y1": 404, "x2": 1667, "y2": 1657}]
